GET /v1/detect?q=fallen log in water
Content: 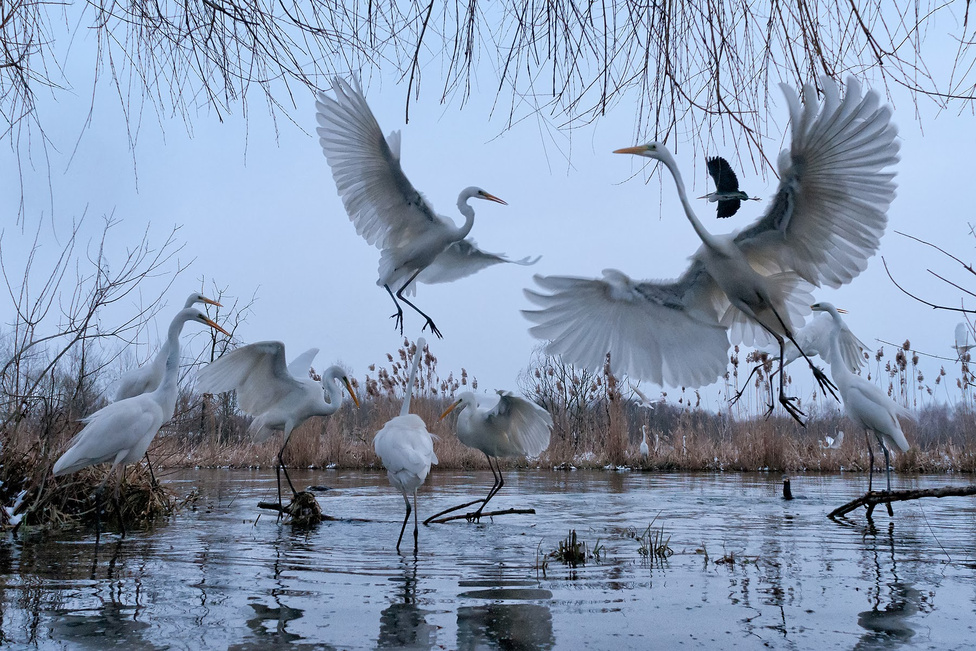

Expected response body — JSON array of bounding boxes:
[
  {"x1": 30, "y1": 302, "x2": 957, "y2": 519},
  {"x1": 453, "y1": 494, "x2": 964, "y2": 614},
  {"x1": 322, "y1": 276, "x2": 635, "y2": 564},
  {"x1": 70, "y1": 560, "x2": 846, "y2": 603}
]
[
  {"x1": 828, "y1": 485, "x2": 976, "y2": 520},
  {"x1": 426, "y1": 507, "x2": 536, "y2": 525}
]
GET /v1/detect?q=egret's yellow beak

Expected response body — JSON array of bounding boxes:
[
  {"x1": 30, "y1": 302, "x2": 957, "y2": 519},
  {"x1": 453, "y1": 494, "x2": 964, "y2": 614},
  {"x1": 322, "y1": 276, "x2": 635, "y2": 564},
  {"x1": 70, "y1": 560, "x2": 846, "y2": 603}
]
[
  {"x1": 440, "y1": 398, "x2": 463, "y2": 420},
  {"x1": 342, "y1": 378, "x2": 360, "y2": 408},
  {"x1": 482, "y1": 192, "x2": 508, "y2": 205},
  {"x1": 201, "y1": 296, "x2": 223, "y2": 307},
  {"x1": 613, "y1": 146, "x2": 646, "y2": 155},
  {"x1": 204, "y1": 318, "x2": 231, "y2": 336}
]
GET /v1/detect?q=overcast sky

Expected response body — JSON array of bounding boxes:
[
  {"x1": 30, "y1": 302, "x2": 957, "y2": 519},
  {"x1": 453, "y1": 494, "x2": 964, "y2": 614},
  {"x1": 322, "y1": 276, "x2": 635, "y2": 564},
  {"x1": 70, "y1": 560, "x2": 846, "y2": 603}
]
[{"x1": 3, "y1": 31, "x2": 975, "y2": 414}]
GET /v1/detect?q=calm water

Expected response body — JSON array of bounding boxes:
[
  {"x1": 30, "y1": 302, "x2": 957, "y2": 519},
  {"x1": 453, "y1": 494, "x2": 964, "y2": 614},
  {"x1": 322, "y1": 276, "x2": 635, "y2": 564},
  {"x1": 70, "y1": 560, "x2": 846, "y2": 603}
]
[{"x1": 1, "y1": 469, "x2": 974, "y2": 649}]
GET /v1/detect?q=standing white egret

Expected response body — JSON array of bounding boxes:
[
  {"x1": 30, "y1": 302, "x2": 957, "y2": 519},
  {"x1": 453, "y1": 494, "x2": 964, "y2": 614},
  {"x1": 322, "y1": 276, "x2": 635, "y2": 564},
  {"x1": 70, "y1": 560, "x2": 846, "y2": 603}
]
[
  {"x1": 953, "y1": 322, "x2": 974, "y2": 361},
  {"x1": 524, "y1": 76, "x2": 899, "y2": 424},
  {"x1": 373, "y1": 338, "x2": 438, "y2": 552},
  {"x1": 114, "y1": 293, "x2": 222, "y2": 401},
  {"x1": 429, "y1": 390, "x2": 552, "y2": 523},
  {"x1": 700, "y1": 156, "x2": 760, "y2": 218},
  {"x1": 812, "y1": 302, "x2": 911, "y2": 492},
  {"x1": 639, "y1": 425, "x2": 650, "y2": 457},
  {"x1": 196, "y1": 342, "x2": 358, "y2": 512},
  {"x1": 315, "y1": 77, "x2": 536, "y2": 338},
  {"x1": 53, "y1": 309, "x2": 229, "y2": 538}
]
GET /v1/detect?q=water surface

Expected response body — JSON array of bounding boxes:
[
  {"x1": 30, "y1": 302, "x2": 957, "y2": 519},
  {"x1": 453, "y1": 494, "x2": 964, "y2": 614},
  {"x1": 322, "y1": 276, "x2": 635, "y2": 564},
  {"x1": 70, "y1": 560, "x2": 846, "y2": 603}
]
[{"x1": 1, "y1": 470, "x2": 974, "y2": 649}]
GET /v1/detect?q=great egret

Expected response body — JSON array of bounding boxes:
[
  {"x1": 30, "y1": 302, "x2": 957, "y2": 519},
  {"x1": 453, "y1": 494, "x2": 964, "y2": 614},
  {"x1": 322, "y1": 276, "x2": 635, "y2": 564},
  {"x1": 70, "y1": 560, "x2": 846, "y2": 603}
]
[
  {"x1": 812, "y1": 302, "x2": 911, "y2": 492},
  {"x1": 701, "y1": 156, "x2": 759, "y2": 218},
  {"x1": 639, "y1": 425, "x2": 650, "y2": 457},
  {"x1": 821, "y1": 430, "x2": 844, "y2": 450},
  {"x1": 430, "y1": 390, "x2": 552, "y2": 522},
  {"x1": 53, "y1": 309, "x2": 229, "y2": 537},
  {"x1": 954, "y1": 322, "x2": 974, "y2": 361},
  {"x1": 773, "y1": 308, "x2": 868, "y2": 373},
  {"x1": 114, "y1": 293, "x2": 222, "y2": 401},
  {"x1": 373, "y1": 337, "x2": 438, "y2": 552},
  {"x1": 315, "y1": 77, "x2": 535, "y2": 338},
  {"x1": 195, "y1": 342, "x2": 358, "y2": 512},
  {"x1": 524, "y1": 76, "x2": 899, "y2": 424}
]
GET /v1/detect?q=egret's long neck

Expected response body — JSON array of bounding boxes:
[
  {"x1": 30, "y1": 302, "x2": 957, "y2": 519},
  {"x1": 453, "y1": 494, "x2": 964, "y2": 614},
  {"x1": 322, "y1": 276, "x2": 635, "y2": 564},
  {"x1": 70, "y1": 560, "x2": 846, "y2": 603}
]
[
  {"x1": 153, "y1": 313, "x2": 186, "y2": 415},
  {"x1": 661, "y1": 156, "x2": 718, "y2": 249},
  {"x1": 401, "y1": 341, "x2": 425, "y2": 417},
  {"x1": 320, "y1": 366, "x2": 346, "y2": 416},
  {"x1": 455, "y1": 192, "x2": 478, "y2": 240}
]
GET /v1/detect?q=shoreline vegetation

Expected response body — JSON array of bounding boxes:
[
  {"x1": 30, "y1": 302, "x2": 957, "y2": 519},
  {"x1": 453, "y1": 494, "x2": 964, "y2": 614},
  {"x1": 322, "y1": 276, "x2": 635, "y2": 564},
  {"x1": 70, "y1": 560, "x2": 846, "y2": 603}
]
[{"x1": 2, "y1": 339, "x2": 975, "y2": 532}]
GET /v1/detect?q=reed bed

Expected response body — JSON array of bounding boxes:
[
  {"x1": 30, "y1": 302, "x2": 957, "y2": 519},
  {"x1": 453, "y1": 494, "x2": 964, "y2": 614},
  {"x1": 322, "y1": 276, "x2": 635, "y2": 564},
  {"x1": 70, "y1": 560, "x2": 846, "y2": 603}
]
[{"x1": 3, "y1": 339, "x2": 976, "y2": 533}]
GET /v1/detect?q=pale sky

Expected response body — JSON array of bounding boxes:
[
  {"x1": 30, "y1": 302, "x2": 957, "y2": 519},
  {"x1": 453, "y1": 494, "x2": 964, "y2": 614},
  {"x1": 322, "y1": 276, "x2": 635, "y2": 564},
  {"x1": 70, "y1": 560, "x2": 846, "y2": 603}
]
[{"x1": 3, "y1": 29, "x2": 975, "y2": 413}]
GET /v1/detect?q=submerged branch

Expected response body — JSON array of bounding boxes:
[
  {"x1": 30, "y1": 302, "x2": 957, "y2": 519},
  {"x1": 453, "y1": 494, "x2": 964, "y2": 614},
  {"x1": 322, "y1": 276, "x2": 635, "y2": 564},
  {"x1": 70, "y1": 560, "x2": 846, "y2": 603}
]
[{"x1": 828, "y1": 485, "x2": 976, "y2": 520}]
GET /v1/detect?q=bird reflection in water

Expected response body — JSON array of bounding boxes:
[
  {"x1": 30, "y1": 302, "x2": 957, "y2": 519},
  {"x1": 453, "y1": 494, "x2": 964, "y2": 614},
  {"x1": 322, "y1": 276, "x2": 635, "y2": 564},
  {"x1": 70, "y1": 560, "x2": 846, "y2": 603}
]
[
  {"x1": 376, "y1": 560, "x2": 436, "y2": 650},
  {"x1": 853, "y1": 522, "x2": 928, "y2": 649},
  {"x1": 457, "y1": 601, "x2": 554, "y2": 650}
]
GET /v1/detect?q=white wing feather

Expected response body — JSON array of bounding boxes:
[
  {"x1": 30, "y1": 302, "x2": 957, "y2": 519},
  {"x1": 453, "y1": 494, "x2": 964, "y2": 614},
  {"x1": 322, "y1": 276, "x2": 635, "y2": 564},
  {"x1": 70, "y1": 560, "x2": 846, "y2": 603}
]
[
  {"x1": 315, "y1": 77, "x2": 450, "y2": 251},
  {"x1": 373, "y1": 414, "x2": 438, "y2": 494},
  {"x1": 480, "y1": 391, "x2": 553, "y2": 458},
  {"x1": 287, "y1": 348, "x2": 319, "y2": 379},
  {"x1": 196, "y1": 341, "x2": 302, "y2": 416},
  {"x1": 523, "y1": 265, "x2": 731, "y2": 388},
  {"x1": 400, "y1": 239, "x2": 540, "y2": 296},
  {"x1": 735, "y1": 76, "x2": 899, "y2": 288}
]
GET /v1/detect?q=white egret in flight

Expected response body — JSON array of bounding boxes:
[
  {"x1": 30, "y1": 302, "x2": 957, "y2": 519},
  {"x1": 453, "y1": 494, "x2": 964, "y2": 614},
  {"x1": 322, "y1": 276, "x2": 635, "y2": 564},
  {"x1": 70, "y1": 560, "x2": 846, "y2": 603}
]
[
  {"x1": 53, "y1": 309, "x2": 229, "y2": 538},
  {"x1": 429, "y1": 390, "x2": 552, "y2": 523},
  {"x1": 813, "y1": 302, "x2": 911, "y2": 492},
  {"x1": 373, "y1": 338, "x2": 438, "y2": 553},
  {"x1": 315, "y1": 77, "x2": 537, "y2": 338},
  {"x1": 114, "y1": 293, "x2": 222, "y2": 401},
  {"x1": 524, "y1": 76, "x2": 899, "y2": 424},
  {"x1": 701, "y1": 156, "x2": 760, "y2": 218},
  {"x1": 196, "y1": 342, "x2": 358, "y2": 513}
]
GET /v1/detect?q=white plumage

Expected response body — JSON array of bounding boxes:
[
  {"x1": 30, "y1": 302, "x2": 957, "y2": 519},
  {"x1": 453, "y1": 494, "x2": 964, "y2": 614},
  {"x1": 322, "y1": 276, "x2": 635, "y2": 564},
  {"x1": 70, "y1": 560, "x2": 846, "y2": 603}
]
[
  {"x1": 524, "y1": 76, "x2": 898, "y2": 424},
  {"x1": 954, "y1": 322, "x2": 974, "y2": 360},
  {"x1": 53, "y1": 308, "x2": 229, "y2": 534},
  {"x1": 315, "y1": 77, "x2": 535, "y2": 338},
  {"x1": 639, "y1": 425, "x2": 650, "y2": 457},
  {"x1": 813, "y1": 302, "x2": 911, "y2": 492},
  {"x1": 772, "y1": 309, "x2": 868, "y2": 373},
  {"x1": 196, "y1": 341, "x2": 358, "y2": 507},
  {"x1": 373, "y1": 337, "x2": 438, "y2": 552},
  {"x1": 435, "y1": 390, "x2": 552, "y2": 521},
  {"x1": 114, "y1": 293, "x2": 221, "y2": 401}
]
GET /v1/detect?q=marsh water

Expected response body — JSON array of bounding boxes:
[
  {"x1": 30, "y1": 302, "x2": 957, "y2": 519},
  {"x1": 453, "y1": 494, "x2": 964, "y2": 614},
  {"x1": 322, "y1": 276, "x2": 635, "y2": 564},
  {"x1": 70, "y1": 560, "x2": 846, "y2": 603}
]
[{"x1": 1, "y1": 470, "x2": 974, "y2": 649}]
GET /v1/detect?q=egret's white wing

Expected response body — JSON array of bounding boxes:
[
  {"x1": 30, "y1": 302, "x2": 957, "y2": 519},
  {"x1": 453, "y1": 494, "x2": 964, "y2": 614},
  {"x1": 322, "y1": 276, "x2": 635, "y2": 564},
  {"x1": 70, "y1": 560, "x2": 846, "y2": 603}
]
[
  {"x1": 523, "y1": 263, "x2": 731, "y2": 388},
  {"x1": 735, "y1": 76, "x2": 899, "y2": 289},
  {"x1": 196, "y1": 341, "x2": 301, "y2": 416},
  {"x1": 954, "y1": 322, "x2": 974, "y2": 359},
  {"x1": 53, "y1": 398, "x2": 162, "y2": 476},
  {"x1": 480, "y1": 390, "x2": 553, "y2": 458},
  {"x1": 844, "y1": 379, "x2": 911, "y2": 452},
  {"x1": 287, "y1": 348, "x2": 320, "y2": 379},
  {"x1": 776, "y1": 312, "x2": 868, "y2": 372},
  {"x1": 400, "y1": 239, "x2": 541, "y2": 296},
  {"x1": 315, "y1": 77, "x2": 450, "y2": 251}
]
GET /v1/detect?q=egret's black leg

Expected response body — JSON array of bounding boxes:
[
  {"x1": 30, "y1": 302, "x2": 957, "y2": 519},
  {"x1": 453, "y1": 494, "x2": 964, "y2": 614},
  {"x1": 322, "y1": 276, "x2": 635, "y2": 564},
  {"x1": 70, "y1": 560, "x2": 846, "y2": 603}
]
[
  {"x1": 143, "y1": 453, "x2": 159, "y2": 489},
  {"x1": 470, "y1": 454, "x2": 504, "y2": 521},
  {"x1": 396, "y1": 272, "x2": 443, "y2": 339},
  {"x1": 384, "y1": 284, "x2": 405, "y2": 334},
  {"x1": 396, "y1": 493, "x2": 412, "y2": 553},
  {"x1": 865, "y1": 430, "x2": 875, "y2": 493},
  {"x1": 412, "y1": 492, "x2": 420, "y2": 553},
  {"x1": 115, "y1": 467, "x2": 127, "y2": 540}
]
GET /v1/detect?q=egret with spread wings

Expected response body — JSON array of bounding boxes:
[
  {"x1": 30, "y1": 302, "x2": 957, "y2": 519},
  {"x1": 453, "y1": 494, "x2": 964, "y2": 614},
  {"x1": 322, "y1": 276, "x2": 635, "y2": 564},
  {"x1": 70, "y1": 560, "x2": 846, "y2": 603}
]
[
  {"x1": 196, "y1": 342, "x2": 359, "y2": 513},
  {"x1": 427, "y1": 390, "x2": 552, "y2": 523},
  {"x1": 524, "y1": 76, "x2": 899, "y2": 424},
  {"x1": 315, "y1": 77, "x2": 537, "y2": 338}
]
